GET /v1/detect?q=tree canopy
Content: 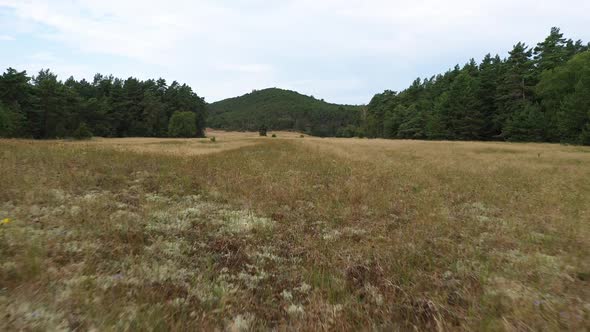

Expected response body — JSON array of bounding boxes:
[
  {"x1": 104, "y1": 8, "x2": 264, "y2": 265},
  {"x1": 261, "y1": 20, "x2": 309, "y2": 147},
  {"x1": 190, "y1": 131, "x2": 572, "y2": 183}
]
[
  {"x1": 207, "y1": 88, "x2": 363, "y2": 137},
  {"x1": 1, "y1": 27, "x2": 589, "y2": 144},
  {"x1": 364, "y1": 27, "x2": 590, "y2": 144},
  {"x1": 0, "y1": 70, "x2": 206, "y2": 139}
]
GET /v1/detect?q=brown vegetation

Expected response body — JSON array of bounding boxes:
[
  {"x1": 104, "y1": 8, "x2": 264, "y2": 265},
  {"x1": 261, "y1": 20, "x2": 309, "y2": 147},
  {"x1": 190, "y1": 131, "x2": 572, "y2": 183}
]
[{"x1": 1, "y1": 133, "x2": 589, "y2": 330}]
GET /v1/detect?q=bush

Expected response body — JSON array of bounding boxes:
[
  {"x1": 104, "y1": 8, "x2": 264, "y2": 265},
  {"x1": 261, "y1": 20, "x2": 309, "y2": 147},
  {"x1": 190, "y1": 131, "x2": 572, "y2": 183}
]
[
  {"x1": 272, "y1": 134, "x2": 277, "y2": 138},
  {"x1": 300, "y1": 135, "x2": 304, "y2": 138},
  {"x1": 168, "y1": 112, "x2": 197, "y2": 138},
  {"x1": 72, "y1": 122, "x2": 93, "y2": 140},
  {"x1": 259, "y1": 125, "x2": 268, "y2": 137},
  {"x1": 210, "y1": 136, "x2": 216, "y2": 143}
]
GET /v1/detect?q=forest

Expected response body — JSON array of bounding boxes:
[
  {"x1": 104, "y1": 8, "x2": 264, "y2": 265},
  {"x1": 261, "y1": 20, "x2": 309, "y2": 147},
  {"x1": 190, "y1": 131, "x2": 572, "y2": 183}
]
[
  {"x1": 208, "y1": 88, "x2": 362, "y2": 137},
  {"x1": 1, "y1": 28, "x2": 589, "y2": 144},
  {"x1": 365, "y1": 28, "x2": 590, "y2": 144},
  {"x1": 0, "y1": 70, "x2": 207, "y2": 139}
]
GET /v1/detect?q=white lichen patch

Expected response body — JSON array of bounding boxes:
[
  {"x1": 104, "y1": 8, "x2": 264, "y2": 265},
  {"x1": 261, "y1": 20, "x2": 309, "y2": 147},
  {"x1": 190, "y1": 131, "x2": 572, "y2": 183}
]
[
  {"x1": 281, "y1": 290, "x2": 293, "y2": 302},
  {"x1": 286, "y1": 304, "x2": 305, "y2": 317},
  {"x1": 226, "y1": 313, "x2": 254, "y2": 332},
  {"x1": 145, "y1": 193, "x2": 171, "y2": 204},
  {"x1": 146, "y1": 211, "x2": 193, "y2": 233},
  {"x1": 365, "y1": 284, "x2": 384, "y2": 306},
  {"x1": 145, "y1": 237, "x2": 190, "y2": 259},
  {"x1": 237, "y1": 266, "x2": 269, "y2": 289},
  {"x1": 322, "y1": 229, "x2": 342, "y2": 241},
  {"x1": 251, "y1": 246, "x2": 283, "y2": 263},
  {"x1": 461, "y1": 201, "x2": 495, "y2": 218},
  {"x1": 110, "y1": 210, "x2": 140, "y2": 223},
  {"x1": 48, "y1": 189, "x2": 70, "y2": 203},
  {"x1": 294, "y1": 282, "x2": 312, "y2": 294},
  {"x1": 215, "y1": 209, "x2": 273, "y2": 234}
]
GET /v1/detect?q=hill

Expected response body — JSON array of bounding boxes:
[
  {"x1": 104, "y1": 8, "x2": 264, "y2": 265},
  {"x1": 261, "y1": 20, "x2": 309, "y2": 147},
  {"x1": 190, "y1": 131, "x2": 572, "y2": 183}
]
[{"x1": 207, "y1": 88, "x2": 364, "y2": 137}]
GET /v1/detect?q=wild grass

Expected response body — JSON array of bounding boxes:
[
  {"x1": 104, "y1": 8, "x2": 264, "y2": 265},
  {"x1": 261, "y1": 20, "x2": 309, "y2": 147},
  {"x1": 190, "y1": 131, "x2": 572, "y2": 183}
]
[{"x1": 0, "y1": 134, "x2": 589, "y2": 330}]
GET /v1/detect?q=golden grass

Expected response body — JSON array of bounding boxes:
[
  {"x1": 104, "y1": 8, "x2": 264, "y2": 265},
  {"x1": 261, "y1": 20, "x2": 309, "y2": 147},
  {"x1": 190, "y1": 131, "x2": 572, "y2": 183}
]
[{"x1": 1, "y1": 134, "x2": 589, "y2": 330}]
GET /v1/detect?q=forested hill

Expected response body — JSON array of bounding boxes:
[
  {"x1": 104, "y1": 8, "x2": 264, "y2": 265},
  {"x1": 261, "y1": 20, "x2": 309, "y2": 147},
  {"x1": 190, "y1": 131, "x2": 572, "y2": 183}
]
[
  {"x1": 365, "y1": 27, "x2": 590, "y2": 144},
  {"x1": 0, "y1": 70, "x2": 207, "y2": 139},
  {"x1": 208, "y1": 88, "x2": 364, "y2": 137}
]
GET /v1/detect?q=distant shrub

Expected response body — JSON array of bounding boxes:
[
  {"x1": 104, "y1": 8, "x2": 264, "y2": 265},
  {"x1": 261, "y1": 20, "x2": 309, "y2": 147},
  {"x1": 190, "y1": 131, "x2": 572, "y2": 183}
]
[
  {"x1": 210, "y1": 136, "x2": 216, "y2": 143},
  {"x1": 168, "y1": 111, "x2": 197, "y2": 138},
  {"x1": 259, "y1": 125, "x2": 268, "y2": 136},
  {"x1": 272, "y1": 134, "x2": 277, "y2": 138},
  {"x1": 72, "y1": 122, "x2": 93, "y2": 140},
  {"x1": 300, "y1": 135, "x2": 304, "y2": 138}
]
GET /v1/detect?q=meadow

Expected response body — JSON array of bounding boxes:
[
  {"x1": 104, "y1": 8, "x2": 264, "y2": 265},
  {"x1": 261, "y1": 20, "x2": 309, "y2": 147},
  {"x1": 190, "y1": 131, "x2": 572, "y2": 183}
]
[{"x1": 1, "y1": 131, "x2": 589, "y2": 331}]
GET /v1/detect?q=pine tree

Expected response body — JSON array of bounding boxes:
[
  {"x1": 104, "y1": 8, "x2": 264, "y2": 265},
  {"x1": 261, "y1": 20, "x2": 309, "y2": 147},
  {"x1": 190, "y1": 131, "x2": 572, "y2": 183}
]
[
  {"x1": 503, "y1": 102, "x2": 545, "y2": 142},
  {"x1": 33, "y1": 69, "x2": 69, "y2": 138},
  {"x1": 397, "y1": 105, "x2": 427, "y2": 139},
  {"x1": 496, "y1": 42, "x2": 534, "y2": 136},
  {"x1": 445, "y1": 71, "x2": 484, "y2": 140},
  {"x1": 534, "y1": 27, "x2": 569, "y2": 74},
  {"x1": 537, "y1": 51, "x2": 590, "y2": 143},
  {"x1": 557, "y1": 75, "x2": 590, "y2": 144},
  {"x1": 478, "y1": 54, "x2": 503, "y2": 139}
]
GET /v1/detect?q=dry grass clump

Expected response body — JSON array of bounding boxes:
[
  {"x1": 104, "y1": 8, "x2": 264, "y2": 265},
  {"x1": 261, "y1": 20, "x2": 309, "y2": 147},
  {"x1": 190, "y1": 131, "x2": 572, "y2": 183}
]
[{"x1": 1, "y1": 135, "x2": 589, "y2": 330}]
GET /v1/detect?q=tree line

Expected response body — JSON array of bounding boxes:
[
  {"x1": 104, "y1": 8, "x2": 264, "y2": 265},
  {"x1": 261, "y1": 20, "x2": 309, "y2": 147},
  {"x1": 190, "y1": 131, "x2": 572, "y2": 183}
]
[
  {"x1": 365, "y1": 28, "x2": 590, "y2": 144},
  {"x1": 1, "y1": 27, "x2": 589, "y2": 144},
  {"x1": 0, "y1": 70, "x2": 207, "y2": 139}
]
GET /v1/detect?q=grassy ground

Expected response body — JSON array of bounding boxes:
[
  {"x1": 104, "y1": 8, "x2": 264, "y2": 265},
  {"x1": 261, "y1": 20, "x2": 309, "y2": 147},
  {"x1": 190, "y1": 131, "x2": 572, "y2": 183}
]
[{"x1": 1, "y1": 133, "x2": 589, "y2": 331}]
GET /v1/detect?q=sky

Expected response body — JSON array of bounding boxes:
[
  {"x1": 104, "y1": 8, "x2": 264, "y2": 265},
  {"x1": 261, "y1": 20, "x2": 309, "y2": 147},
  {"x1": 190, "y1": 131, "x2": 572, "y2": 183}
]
[{"x1": 0, "y1": 0, "x2": 589, "y2": 105}]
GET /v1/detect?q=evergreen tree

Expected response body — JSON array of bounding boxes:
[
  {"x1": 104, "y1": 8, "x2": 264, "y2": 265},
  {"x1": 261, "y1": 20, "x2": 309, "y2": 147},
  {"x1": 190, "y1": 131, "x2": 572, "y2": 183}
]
[
  {"x1": 537, "y1": 51, "x2": 590, "y2": 144},
  {"x1": 397, "y1": 105, "x2": 427, "y2": 139},
  {"x1": 33, "y1": 69, "x2": 70, "y2": 138},
  {"x1": 495, "y1": 42, "x2": 534, "y2": 136},
  {"x1": 478, "y1": 54, "x2": 503, "y2": 138},
  {"x1": 444, "y1": 71, "x2": 484, "y2": 140},
  {"x1": 503, "y1": 103, "x2": 545, "y2": 142},
  {"x1": 72, "y1": 122, "x2": 93, "y2": 140},
  {"x1": 534, "y1": 27, "x2": 569, "y2": 74},
  {"x1": 168, "y1": 111, "x2": 197, "y2": 138}
]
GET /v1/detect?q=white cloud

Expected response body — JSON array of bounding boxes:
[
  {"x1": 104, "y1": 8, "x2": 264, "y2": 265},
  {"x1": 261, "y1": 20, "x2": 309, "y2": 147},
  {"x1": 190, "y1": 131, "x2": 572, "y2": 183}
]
[
  {"x1": 1, "y1": 0, "x2": 589, "y2": 103},
  {"x1": 0, "y1": 34, "x2": 15, "y2": 41}
]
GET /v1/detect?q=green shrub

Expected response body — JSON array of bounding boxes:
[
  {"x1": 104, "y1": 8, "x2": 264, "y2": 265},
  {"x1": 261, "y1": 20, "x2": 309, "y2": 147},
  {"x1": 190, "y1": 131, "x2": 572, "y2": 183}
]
[
  {"x1": 272, "y1": 134, "x2": 277, "y2": 138},
  {"x1": 168, "y1": 112, "x2": 197, "y2": 138},
  {"x1": 210, "y1": 136, "x2": 216, "y2": 143},
  {"x1": 259, "y1": 125, "x2": 268, "y2": 136}
]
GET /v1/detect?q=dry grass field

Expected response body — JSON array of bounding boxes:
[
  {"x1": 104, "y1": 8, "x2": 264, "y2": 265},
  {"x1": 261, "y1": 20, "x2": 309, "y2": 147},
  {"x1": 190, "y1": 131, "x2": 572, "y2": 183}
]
[{"x1": 1, "y1": 131, "x2": 589, "y2": 331}]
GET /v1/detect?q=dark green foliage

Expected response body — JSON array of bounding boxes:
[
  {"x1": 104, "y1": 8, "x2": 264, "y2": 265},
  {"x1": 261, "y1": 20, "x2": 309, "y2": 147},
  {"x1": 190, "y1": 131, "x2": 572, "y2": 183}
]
[
  {"x1": 503, "y1": 103, "x2": 545, "y2": 142},
  {"x1": 0, "y1": 102, "x2": 25, "y2": 137},
  {"x1": 72, "y1": 122, "x2": 93, "y2": 140},
  {"x1": 208, "y1": 88, "x2": 362, "y2": 137},
  {"x1": 271, "y1": 134, "x2": 277, "y2": 138},
  {"x1": 0, "y1": 68, "x2": 206, "y2": 139},
  {"x1": 168, "y1": 111, "x2": 197, "y2": 138},
  {"x1": 537, "y1": 51, "x2": 590, "y2": 144},
  {"x1": 365, "y1": 28, "x2": 590, "y2": 145},
  {"x1": 1, "y1": 27, "x2": 588, "y2": 145}
]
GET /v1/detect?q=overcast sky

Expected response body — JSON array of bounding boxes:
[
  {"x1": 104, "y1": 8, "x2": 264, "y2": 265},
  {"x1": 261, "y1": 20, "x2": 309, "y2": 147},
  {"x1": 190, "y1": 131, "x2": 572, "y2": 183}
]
[{"x1": 1, "y1": 0, "x2": 589, "y2": 104}]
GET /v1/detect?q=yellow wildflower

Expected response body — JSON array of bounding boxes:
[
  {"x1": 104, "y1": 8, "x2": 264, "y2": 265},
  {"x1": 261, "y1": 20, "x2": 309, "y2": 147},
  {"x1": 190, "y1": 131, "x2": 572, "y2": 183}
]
[{"x1": 1, "y1": 218, "x2": 11, "y2": 225}]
